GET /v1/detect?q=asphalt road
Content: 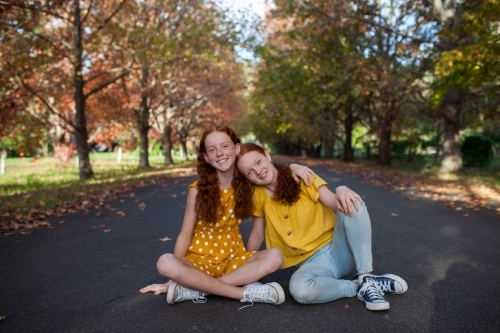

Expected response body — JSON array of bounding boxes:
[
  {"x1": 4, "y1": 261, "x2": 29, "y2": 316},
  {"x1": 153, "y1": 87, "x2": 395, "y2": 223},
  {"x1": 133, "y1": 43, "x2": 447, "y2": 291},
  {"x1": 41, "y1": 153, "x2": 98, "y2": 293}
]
[{"x1": 1, "y1": 159, "x2": 499, "y2": 333}]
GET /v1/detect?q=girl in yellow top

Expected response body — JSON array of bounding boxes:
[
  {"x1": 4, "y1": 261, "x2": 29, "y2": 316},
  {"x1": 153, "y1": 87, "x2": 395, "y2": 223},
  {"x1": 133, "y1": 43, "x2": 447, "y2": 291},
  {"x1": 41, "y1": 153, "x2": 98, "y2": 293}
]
[
  {"x1": 140, "y1": 125, "x2": 311, "y2": 306},
  {"x1": 237, "y1": 143, "x2": 408, "y2": 311}
]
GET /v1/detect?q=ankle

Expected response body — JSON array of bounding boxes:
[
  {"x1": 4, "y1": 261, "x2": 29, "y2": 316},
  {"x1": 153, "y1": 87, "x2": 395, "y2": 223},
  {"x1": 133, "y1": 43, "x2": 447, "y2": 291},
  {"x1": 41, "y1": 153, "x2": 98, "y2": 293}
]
[{"x1": 358, "y1": 273, "x2": 371, "y2": 284}]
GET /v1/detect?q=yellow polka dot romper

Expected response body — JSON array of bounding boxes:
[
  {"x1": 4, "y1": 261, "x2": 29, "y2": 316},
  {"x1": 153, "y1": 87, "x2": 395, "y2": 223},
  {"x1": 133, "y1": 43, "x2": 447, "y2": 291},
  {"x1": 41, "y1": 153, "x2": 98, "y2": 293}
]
[{"x1": 184, "y1": 182, "x2": 256, "y2": 278}]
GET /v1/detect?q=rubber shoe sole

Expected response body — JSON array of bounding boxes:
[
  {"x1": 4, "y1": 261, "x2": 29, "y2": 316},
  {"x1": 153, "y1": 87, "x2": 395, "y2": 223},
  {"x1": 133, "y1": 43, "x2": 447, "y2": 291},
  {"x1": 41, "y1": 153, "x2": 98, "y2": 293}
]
[
  {"x1": 166, "y1": 282, "x2": 178, "y2": 304},
  {"x1": 267, "y1": 282, "x2": 286, "y2": 305}
]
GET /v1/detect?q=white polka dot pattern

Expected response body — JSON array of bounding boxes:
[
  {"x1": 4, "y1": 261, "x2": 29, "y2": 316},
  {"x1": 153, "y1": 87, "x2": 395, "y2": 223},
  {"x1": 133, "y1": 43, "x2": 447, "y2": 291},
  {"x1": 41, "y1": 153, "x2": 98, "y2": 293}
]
[{"x1": 184, "y1": 183, "x2": 256, "y2": 278}]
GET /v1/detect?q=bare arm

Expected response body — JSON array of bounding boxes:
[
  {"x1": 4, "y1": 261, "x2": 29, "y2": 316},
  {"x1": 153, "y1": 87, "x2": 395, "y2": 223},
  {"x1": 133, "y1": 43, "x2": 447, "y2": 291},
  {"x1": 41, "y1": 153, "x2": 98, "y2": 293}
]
[
  {"x1": 318, "y1": 185, "x2": 364, "y2": 216},
  {"x1": 246, "y1": 215, "x2": 266, "y2": 251},
  {"x1": 173, "y1": 186, "x2": 198, "y2": 258},
  {"x1": 139, "y1": 187, "x2": 198, "y2": 295},
  {"x1": 290, "y1": 163, "x2": 316, "y2": 185}
]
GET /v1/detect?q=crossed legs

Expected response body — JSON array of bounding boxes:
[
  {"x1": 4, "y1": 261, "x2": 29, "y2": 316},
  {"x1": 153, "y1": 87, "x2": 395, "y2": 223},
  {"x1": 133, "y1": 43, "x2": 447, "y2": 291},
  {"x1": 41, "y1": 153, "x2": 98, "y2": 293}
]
[
  {"x1": 156, "y1": 248, "x2": 283, "y2": 300},
  {"x1": 289, "y1": 202, "x2": 372, "y2": 304}
]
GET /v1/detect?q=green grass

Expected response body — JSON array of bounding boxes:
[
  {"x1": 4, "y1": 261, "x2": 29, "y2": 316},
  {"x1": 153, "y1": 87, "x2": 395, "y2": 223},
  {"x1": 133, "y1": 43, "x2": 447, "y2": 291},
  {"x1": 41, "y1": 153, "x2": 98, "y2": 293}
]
[
  {"x1": 0, "y1": 153, "x2": 196, "y2": 230},
  {"x1": 0, "y1": 152, "x2": 195, "y2": 195}
]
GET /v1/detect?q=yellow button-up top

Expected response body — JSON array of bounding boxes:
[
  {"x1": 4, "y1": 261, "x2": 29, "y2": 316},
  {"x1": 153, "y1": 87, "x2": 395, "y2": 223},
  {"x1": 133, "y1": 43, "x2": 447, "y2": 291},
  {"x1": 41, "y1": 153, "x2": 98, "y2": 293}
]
[{"x1": 252, "y1": 175, "x2": 336, "y2": 268}]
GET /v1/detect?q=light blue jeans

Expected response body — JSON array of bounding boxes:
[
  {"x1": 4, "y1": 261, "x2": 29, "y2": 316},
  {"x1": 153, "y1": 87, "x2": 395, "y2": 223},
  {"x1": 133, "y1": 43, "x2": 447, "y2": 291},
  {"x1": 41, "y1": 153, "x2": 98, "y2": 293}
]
[{"x1": 289, "y1": 202, "x2": 373, "y2": 304}]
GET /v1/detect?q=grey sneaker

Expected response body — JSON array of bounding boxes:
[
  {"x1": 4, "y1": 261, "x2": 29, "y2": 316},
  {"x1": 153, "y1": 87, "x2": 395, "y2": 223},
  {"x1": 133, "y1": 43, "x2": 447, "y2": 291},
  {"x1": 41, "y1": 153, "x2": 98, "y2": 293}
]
[
  {"x1": 240, "y1": 282, "x2": 285, "y2": 307},
  {"x1": 357, "y1": 276, "x2": 390, "y2": 311},
  {"x1": 166, "y1": 282, "x2": 207, "y2": 304},
  {"x1": 370, "y1": 274, "x2": 408, "y2": 294}
]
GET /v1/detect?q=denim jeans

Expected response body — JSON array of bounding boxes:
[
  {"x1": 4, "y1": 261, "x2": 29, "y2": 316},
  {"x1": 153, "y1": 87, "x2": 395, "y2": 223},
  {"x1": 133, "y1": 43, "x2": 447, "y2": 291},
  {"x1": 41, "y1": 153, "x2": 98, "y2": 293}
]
[{"x1": 289, "y1": 202, "x2": 373, "y2": 304}]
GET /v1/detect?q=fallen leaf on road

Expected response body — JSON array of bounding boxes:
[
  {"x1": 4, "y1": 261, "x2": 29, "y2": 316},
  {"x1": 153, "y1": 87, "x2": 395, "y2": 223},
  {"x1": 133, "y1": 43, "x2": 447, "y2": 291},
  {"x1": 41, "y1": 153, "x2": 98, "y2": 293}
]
[
  {"x1": 344, "y1": 304, "x2": 350, "y2": 309},
  {"x1": 138, "y1": 202, "x2": 146, "y2": 210},
  {"x1": 391, "y1": 213, "x2": 398, "y2": 217},
  {"x1": 104, "y1": 229, "x2": 111, "y2": 233},
  {"x1": 463, "y1": 214, "x2": 469, "y2": 217},
  {"x1": 39, "y1": 200, "x2": 46, "y2": 206},
  {"x1": 171, "y1": 194, "x2": 177, "y2": 198},
  {"x1": 129, "y1": 193, "x2": 136, "y2": 197},
  {"x1": 0, "y1": 315, "x2": 6, "y2": 321},
  {"x1": 95, "y1": 211, "x2": 101, "y2": 216},
  {"x1": 117, "y1": 211, "x2": 126, "y2": 217},
  {"x1": 160, "y1": 236, "x2": 172, "y2": 242},
  {"x1": 98, "y1": 224, "x2": 107, "y2": 228},
  {"x1": 408, "y1": 197, "x2": 417, "y2": 201}
]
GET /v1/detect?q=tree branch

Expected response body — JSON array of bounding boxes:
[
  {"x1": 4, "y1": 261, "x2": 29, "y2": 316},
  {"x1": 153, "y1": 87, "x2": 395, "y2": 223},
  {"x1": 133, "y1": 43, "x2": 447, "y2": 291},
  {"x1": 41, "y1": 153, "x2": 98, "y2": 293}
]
[
  {"x1": 21, "y1": 80, "x2": 75, "y2": 128},
  {"x1": 84, "y1": 69, "x2": 131, "y2": 99},
  {"x1": 92, "y1": 0, "x2": 126, "y2": 36}
]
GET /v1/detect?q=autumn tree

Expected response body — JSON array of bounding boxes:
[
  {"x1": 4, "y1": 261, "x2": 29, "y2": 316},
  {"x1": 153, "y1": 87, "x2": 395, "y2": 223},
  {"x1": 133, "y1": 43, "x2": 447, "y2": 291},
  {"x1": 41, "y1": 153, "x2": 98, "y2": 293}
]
[
  {"x1": 1, "y1": 0, "x2": 132, "y2": 180},
  {"x1": 117, "y1": 0, "x2": 247, "y2": 166},
  {"x1": 420, "y1": 0, "x2": 500, "y2": 171}
]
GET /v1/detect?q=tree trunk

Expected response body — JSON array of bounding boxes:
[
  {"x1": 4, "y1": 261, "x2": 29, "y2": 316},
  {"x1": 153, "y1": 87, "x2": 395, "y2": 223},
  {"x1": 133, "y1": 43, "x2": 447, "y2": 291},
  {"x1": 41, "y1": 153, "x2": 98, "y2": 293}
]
[
  {"x1": 138, "y1": 119, "x2": 150, "y2": 168},
  {"x1": 440, "y1": 88, "x2": 462, "y2": 172},
  {"x1": 72, "y1": 0, "x2": 93, "y2": 180},
  {"x1": 180, "y1": 139, "x2": 188, "y2": 161},
  {"x1": 343, "y1": 111, "x2": 355, "y2": 162},
  {"x1": 163, "y1": 123, "x2": 173, "y2": 165},
  {"x1": 378, "y1": 116, "x2": 392, "y2": 166},
  {"x1": 138, "y1": 68, "x2": 151, "y2": 169},
  {"x1": 323, "y1": 131, "x2": 334, "y2": 159},
  {"x1": 434, "y1": 121, "x2": 442, "y2": 164},
  {"x1": 433, "y1": 0, "x2": 462, "y2": 172}
]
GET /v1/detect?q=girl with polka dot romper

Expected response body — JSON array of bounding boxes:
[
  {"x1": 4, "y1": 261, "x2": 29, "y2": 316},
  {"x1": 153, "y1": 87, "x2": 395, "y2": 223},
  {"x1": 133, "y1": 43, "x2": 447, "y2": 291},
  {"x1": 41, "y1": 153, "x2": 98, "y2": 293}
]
[{"x1": 140, "y1": 125, "x2": 308, "y2": 307}]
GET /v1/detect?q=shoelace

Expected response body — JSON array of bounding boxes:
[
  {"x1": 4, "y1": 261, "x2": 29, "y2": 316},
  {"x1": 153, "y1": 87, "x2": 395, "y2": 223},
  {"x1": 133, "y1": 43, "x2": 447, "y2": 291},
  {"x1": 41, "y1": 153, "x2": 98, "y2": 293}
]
[
  {"x1": 238, "y1": 284, "x2": 273, "y2": 310},
  {"x1": 375, "y1": 279, "x2": 393, "y2": 293},
  {"x1": 176, "y1": 286, "x2": 207, "y2": 303},
  {"x1": 359, "y1": 280, "x2": 386, "y2": 301}
]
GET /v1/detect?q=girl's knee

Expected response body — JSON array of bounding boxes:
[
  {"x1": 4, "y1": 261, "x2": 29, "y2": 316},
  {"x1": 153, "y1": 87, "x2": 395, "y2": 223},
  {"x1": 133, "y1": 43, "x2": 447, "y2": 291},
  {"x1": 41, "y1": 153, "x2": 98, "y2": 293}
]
[
  {"x1": 156, "y1": 253, "x2": 177, "y2": 276},
  {"x1": 289, "y1": 275, "x2": 319, "y2": 304},
  {"x1": 262, "y1": 248, "x2": 284, "y2": 271}
]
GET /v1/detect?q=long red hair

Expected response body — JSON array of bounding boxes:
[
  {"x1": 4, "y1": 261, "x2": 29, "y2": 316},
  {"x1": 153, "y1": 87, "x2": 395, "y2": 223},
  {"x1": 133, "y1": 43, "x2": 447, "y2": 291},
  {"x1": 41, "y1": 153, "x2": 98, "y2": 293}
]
[
  {"x1": 238, "y1": 143, "x2": 301, "y2": 205},
  {"x1": 196, "y1": 125, "x2": 253, "y2": 223}
]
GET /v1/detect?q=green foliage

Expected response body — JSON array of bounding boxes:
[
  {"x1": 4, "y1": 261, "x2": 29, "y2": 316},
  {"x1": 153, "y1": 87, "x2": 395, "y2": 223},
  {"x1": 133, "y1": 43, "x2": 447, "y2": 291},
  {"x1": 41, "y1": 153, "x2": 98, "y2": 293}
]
[{"x1": 461, "y1": 135, "x2": 493, "y2": 167}]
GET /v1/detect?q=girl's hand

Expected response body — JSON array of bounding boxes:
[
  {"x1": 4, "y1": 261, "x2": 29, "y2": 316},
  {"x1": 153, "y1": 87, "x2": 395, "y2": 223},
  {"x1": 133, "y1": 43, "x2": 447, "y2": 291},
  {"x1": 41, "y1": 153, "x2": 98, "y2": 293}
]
[
  {"x1": 139, "y1": 281, "x2": 172, "y2": 295},
  {"x1": 290, "y1": 164, "x2": 316, "y2": 185},
  {"x1": 335, "y1": 186, "x2": 364, "y2": 216}
]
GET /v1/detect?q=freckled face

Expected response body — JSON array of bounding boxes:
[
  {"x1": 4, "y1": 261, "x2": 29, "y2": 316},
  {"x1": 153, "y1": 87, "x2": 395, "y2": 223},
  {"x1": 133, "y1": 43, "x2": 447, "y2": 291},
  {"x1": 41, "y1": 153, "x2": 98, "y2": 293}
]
[
  {"x1": 236, "y1": 150, "x2": 275, "y2": 186},
  {"x1": 203, "y1": 131, "x2": 240, "y2": 173}
]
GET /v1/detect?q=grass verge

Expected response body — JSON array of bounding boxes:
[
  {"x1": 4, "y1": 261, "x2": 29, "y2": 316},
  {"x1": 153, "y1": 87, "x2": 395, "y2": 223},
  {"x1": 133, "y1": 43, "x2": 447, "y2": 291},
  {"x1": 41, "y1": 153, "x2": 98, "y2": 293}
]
[{"x1": 1, "y1": 157, "x2": 196, "y2": 235}]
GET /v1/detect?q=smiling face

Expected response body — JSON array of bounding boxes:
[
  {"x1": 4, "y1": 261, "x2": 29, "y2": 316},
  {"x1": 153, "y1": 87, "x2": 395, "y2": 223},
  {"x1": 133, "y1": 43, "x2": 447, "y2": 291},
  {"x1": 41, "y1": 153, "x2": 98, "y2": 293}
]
[
  {"x1": 203, "y1": 131, "x2": 240, "y2": 173},
  {"x1": 236, "y1": 145, "x2": 276, "y2": 187}
]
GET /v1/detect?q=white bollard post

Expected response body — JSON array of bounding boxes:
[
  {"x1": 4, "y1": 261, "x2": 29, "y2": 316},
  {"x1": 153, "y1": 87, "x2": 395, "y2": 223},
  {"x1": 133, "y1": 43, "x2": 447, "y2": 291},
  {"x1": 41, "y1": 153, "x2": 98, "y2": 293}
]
[
  {"x1": 0, "y1": 150, "x2": 6, "y2": 175},
  {"x1": 117, "y1": 147, "x2": 122, "y2": 165}
]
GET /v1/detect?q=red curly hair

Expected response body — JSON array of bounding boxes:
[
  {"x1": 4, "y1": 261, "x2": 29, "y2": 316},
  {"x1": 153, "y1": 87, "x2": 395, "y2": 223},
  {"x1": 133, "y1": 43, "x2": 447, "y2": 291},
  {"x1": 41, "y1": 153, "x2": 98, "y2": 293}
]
[
  {"x1": 238, "y1": 143, "x2": 301, "y2": 205},
  {"x1": 196, "y1": 125, "x2": 253, "y2": 223}
]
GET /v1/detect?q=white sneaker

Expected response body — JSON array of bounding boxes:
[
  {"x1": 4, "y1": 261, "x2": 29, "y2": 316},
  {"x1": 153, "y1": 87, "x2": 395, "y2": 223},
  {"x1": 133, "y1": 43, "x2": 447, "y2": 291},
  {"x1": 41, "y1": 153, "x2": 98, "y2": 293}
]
[
  {"x1": 240, "y1": 282, "x2": 285, "y2": 307},
  {"x1": 166, "y1": 282, "x2": 207, "y2": 304}
]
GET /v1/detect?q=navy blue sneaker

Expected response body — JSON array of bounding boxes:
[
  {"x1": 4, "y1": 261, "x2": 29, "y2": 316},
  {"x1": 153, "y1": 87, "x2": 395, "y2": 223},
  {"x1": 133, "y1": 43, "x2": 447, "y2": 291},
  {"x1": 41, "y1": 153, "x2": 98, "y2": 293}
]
[
  {"x1": 370, "y1": 274, "x2": 408, "y2": 294},
  {"x1": 357, "y1": 276, "x2": 390, "y2": 311}
]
